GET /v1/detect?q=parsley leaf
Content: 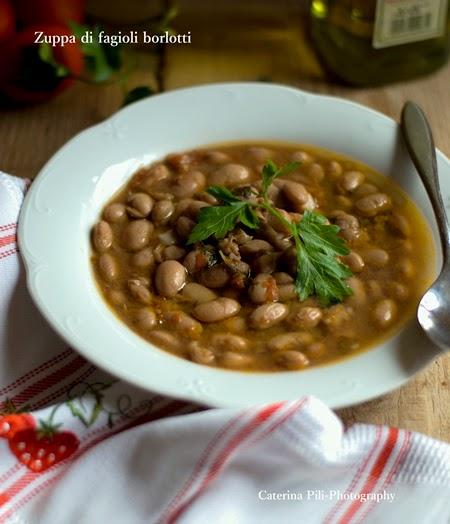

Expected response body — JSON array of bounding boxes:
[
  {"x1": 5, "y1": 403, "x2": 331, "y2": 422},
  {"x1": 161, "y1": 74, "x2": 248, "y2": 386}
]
[
  {"x1": 260, "y1": 163, "x2": 353, "y2": 305},
  {"x1": 186, "y1": 160, "x2": 353, "y2": 304},
  {"x1": 207, "y1": 186, "x2": 241, "y2": 204},
  {"x1": 297, "y1": 211, "x2": 350, "y2": 257},
  {"x1": 187, "y1": 200, "x2": 259, "y2": 244},
  {"x1": 295, "y1": 211, "x2": 352, "y2": 305},
  {"x1": 261, "y1": 160, "x2": 299, "y2": 195},
  {"x1": 239, "y1": 204, "x2": 260, "y2": 229},
  {"x1": 295, "y1": 243, "x2": 353, "y2": 305}
]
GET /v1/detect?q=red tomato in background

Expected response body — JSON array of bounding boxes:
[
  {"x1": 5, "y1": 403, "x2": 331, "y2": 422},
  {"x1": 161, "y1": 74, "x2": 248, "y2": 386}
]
[
  {"x1": 0, "y1": 24, "x2": 84, "y2": 104},
  {"x1": 15, "y1": 0, "x2": 85, "y2": 26},
  {"x1": 0, "y1": 0, "x2": 15, "y2": 43}
]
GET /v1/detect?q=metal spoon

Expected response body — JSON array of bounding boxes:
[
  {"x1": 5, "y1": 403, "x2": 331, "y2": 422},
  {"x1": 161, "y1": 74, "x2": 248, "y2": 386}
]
[{"x1": 401, "y1": 101, "x2": 450, "y2": 350}]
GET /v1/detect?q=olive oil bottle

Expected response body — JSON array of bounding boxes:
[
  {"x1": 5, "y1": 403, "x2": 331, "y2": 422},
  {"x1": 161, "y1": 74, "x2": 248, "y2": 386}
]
[{"x1": 310, "y1": 0, "x2": 450, "y2": 85}]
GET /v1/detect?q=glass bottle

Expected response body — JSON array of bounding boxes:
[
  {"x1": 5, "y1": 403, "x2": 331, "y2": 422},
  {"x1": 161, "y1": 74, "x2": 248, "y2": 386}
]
[{"x1": 310, "y1": 0, "x2": 450, "y2": 85}]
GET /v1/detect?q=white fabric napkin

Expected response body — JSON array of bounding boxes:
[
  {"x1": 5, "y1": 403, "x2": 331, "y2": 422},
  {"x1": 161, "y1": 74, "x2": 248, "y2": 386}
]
[{"x1": 0, "y1": 171, "x2": 450, "y2": 524}]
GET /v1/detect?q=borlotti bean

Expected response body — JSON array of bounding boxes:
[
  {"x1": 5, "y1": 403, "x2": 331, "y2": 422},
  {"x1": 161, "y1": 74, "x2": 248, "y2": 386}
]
[
  {"x1": 92, "y1": 143, "x2": 434, "y2": 371},
  {"x1": 155, "y1": 261, "x2": 187, "y2": 297},
  {"x1": 93, "y1": 221, "x2": 113, "y2": 253},
  {"x1": 122, "y1": 219, "x2": 153, "y2": 251}
]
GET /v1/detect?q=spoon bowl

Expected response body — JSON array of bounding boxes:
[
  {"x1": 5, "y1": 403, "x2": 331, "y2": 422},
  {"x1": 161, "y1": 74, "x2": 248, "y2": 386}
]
[{"x1": 418, "y1": 264, "x2": 450, "y2": 350}]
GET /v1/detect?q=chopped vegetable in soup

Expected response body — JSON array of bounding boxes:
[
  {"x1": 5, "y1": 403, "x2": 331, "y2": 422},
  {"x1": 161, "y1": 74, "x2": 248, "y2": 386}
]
[{"x1": 91, "y1": 142, "x2": 435, "y2": 371}]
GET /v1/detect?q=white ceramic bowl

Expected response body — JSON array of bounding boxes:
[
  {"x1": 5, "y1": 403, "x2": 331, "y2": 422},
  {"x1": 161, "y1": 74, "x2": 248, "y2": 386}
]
[{"x1": 18, "y1": 83, "x2": 447, "y2": 408}]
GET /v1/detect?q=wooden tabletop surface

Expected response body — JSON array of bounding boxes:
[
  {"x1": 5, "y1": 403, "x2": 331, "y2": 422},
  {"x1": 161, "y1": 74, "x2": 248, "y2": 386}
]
[{"x1": 1, "y1": 13, "x2": 450, "y2": 441}]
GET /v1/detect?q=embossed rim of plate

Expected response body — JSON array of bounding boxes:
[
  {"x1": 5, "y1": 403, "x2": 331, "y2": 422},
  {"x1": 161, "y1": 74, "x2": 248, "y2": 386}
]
[{"x1": 18, "y1": 82, "x2": 447, "y2": 408}]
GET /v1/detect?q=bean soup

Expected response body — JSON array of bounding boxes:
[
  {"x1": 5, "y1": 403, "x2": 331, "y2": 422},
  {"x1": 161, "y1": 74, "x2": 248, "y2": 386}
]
[{"x1": 91, "y1": 143, "x2": 435, "y2": 372}]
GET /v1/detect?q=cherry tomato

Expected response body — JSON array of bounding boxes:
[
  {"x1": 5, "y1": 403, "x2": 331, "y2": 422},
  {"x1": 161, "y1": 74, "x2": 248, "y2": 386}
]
[
  {"x1": 0, "y1": 0, "x2": 15, "y2": 43},
  {"x1": 0, "y1": 24, "x2": 84, "y2": 105},
  {"x1": 15, "y1": 0, "x2": 85, "y2": 26}
]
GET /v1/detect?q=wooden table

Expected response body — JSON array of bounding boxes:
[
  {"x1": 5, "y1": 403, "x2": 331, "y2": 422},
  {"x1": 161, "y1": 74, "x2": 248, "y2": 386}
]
[{"x1": 1, "y1": 12, "x2": 450, "y2": 441}]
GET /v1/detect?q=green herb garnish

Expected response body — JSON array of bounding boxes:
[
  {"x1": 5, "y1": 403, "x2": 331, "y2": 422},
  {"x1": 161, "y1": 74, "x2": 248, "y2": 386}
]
[
  {"x1": 187, "y1": 187, "x2": 259, "y2": 242},
  {"x1": 261, "y1": 160, "x2": 300, "y2": 194},
  {"x1": 187, "y1": 160, "x2": 353, "y2": 305},
  {"x1": 295, "y1": 212, "x2": 353, "y2": 303}
]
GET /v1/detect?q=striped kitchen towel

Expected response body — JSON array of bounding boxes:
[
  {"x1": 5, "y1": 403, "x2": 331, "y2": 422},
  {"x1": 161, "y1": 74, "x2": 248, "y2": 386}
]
[{"x1": 0, "y1": 171, "x2": 449, "y2": 524}]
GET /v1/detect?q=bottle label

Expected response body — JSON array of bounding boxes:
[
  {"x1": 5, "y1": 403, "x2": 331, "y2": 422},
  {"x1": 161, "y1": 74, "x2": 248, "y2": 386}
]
[{"x1": 373, "y1": 0, "x2": 448, "y2": 49}]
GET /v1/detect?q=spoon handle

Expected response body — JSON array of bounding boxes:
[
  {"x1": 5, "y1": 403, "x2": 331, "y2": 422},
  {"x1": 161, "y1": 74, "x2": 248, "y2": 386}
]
[{"x1": 401, "y1": 102, "x2": 450, "y2": 256}]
